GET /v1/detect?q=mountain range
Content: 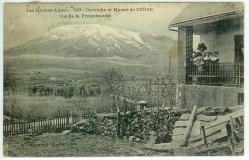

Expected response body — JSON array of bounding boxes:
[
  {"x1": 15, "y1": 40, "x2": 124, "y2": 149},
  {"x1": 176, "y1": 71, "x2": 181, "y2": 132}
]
[{"x1": 5, "y1": 24, "x2": 176, "y2": 81}]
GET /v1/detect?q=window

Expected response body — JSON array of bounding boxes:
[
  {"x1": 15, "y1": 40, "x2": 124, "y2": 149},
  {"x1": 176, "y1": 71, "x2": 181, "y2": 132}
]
[
  {"x1": 238, "y1": 93, "x2": 244, "y2": 105},
  {"x1": 193, "y1": 34, "x2": 200, "y2": 52}
]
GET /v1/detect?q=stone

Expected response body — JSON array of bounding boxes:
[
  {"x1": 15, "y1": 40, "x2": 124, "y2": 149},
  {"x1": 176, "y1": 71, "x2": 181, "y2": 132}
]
[
  {"x1": 147, "y1": 136, "x2": 157, "y2": 144},
  {"x1": 134, "y1": 138, "x2": 141, "y2": 142},
  {"x1": 61, "y1": 130, "x2": 71, "y2": 135},
  {"x1": 149, "y1": 131, "x2": 157, "y2": 136},
  {"x1": 129, "y1": 136, "x2": 136, "y2": 142}
]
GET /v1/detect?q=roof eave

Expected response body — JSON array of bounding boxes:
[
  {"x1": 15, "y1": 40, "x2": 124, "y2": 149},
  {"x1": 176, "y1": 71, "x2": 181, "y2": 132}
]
[{"x1": 169, "y1": 9, "x2": 243, "y2": 28}]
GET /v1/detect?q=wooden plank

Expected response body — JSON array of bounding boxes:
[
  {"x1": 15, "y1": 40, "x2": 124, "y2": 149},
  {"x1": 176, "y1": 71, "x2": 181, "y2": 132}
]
[
  {"x1": 145, "y1": 143, "x2": 185, "y2": 151},
  {"x1": 172, "y1": 135, "x2": 186, "y2": 144},
  {"x1": 205, "y1": 109, "x2": 243, "y2": 129},
  {"x1": 181, "y1": 105, "x2": 198, "y2": 146},
  {"x1": 190, "y1": 120, "x2": 201, "y2": 137},
  {"x1": 188, "y1": 128, "x2": 228, "y2": 148},
  {"x1": 196, "y1": 115, "x2": 217, "y2": 122},
  {"x1": 174, "y1": 121, "x2": 189, "y2": 128},
  {"x1": 173, "y1": 128, "x2": 186, "y2": 136},
  {"x1": 180, "y1": 114, "x2": 191, "y2": 120},
  {"x1": 188, "y1": 123, "x2": 227, "y2": 143},
  {"x1": 197, "y1": 106, "x2": 209, "y2": 114},
  {"x1": 208, "y1": 128, "x2": 228, "y2": 142},
  {"x1": 229, "y1": 105, "x2": 243, "y2": 112}
]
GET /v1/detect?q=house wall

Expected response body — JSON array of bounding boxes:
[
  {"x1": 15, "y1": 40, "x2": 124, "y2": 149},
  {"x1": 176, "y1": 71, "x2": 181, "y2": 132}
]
[
  {"x1": 176, "y1": 26, "x2": 194, "y2": 85},
  {"x1": 200, "y1": 17, "x2": 244, "y2": 63},
  {"x1": 178, "y1": 84, "x2": 243, "y2": 109},
  {"x1": 175, "y1": 17, "x2": 244, "y2": 108}
]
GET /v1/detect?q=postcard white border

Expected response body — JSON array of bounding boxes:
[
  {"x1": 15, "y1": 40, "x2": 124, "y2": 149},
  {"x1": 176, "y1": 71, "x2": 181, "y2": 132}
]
[{"x1": 0, "y1": 0, "x2": 248, "y2": 160}]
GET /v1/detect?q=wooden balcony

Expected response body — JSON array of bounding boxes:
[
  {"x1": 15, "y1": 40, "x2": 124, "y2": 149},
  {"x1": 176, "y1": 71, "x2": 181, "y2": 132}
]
[{"x1": 186, "y1": 63, "x2": 243, "y2": 87}]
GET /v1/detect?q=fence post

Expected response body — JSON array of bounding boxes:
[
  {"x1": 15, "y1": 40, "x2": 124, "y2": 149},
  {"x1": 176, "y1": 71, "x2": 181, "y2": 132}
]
[
  {"x1": 4, "y1": 121, "x2": 7, "y2": 137},
  {"x1": 117, "y1": 105, "x2": 121, "y2": 138},
  {"x1": 66, "y1": 114, "x2": 69, "y2": 126},
  {"x1": 10, "y1": 118, "x2": 13, "y2": 136},
  {"x1": 33, "y1": 119, "x2": 35, "y2": 134},
  {"x1": 18, "y1": 118, "x2": 21, "y2": 135},
  {"x1": 28, "y1": 116, "x2": 31, "y2": 134},
  {"x1": 41, "y1": 116, "x2": 43, "y2": 133}
]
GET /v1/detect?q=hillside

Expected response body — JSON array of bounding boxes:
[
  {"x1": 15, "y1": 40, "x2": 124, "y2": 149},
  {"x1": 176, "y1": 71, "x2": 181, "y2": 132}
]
[{"x1": 4, "y1": 24, "x2": 176, "y2": 81}]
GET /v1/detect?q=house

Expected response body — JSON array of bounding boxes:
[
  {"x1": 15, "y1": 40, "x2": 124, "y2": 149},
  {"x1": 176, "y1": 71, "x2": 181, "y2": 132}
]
[{"x1": 169, "y1": 3, "x2": 244, "y2": 108}]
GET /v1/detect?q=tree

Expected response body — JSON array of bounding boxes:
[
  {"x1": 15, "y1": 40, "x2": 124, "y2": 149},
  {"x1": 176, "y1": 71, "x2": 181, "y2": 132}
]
[{"x1": 101, "y1": 67, "x2": 125, "y2": 96}]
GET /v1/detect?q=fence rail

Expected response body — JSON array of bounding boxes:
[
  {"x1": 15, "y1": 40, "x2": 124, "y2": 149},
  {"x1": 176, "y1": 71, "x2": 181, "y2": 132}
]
[
  {"x1": 186, "y1": 62, "x2": 243, "y2": 86},
  {"x1": 3, "y1": 104, "x2": 137, "y2": 137},
  {"x1": 3, "y1": 115, "x2": 79, "y2": 137},
  {"x1": 3, "y1": 108, "x2": 108, "y2": 137}
]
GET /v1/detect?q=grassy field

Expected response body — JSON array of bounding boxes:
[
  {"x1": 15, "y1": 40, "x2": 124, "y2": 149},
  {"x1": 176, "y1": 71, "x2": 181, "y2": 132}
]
[
  {"x1": 5, "y1": 55, "x2": 157, "y2": 81},
  {"x1": 4, "y1": 95, "x2": 114, "y2": 117},
  {"x1": 3, "y1": 133, "x2": 172, "y2": 157}
]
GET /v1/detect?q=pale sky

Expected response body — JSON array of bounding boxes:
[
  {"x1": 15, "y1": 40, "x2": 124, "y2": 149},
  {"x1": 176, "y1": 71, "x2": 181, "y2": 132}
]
[{"x1": 4, "y1": 3, "x2": 187, "y2": 49}]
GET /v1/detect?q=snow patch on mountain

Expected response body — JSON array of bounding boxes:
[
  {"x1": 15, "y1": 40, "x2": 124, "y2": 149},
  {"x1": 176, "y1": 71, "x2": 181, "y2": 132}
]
[
  {"x1": 40, "y1": 24, "x2": 147, "y2": 49},
  {"x1": 6, "y1": 24, "x2": 175, "y2": 60}
]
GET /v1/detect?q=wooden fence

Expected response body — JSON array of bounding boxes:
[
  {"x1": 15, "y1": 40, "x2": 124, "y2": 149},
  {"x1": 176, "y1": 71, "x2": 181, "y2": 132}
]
[
  {"x1": 3, "y1": 113, "x2": 95, "y2": 137},
  {"x1": 3, "y1": 96, "x2": 139, "y2": 137}
]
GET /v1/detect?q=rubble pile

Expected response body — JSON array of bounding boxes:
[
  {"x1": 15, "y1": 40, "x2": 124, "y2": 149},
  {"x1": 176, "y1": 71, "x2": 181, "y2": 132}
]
[
  {"x1": 67, "y1": 108, "x2": 185, "y2": 142},
  {"x1": 119, "y1": 108, "x2": 183, "y2": 142},
  {"x1": 96, "y1": 114, "x2": 117, "y2": 137},
  {"x1": 71, "y1": 118, "x2": 98, "y2": 134},
  {"x1": 145, "y1": 105, "x2": 244, "y2": 156}
]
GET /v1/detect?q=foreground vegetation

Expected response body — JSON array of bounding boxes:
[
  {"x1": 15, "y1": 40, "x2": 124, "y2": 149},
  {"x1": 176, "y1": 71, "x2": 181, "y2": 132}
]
[{"x1": 3, "y1": 133, "x2": 172, "y2": 156}]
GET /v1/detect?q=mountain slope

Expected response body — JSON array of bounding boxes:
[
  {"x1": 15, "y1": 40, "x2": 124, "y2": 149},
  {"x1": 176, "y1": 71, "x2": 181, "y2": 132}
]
[
  {"x1": 4, "y1": 24, "x2": 176, "y2": 80},
  {"x1": 5, "y1": 24, "x2": 175, "y2": 59}
]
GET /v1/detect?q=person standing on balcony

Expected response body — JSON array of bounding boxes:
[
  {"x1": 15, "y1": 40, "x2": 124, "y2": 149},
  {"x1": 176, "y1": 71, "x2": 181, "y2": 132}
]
[
  {"x1": 210, "y1": 51, "x2": 220, "y2": 83},
  {"x1": 210, "y1": 51, "x2": 219, "y2": 73},
  {"x1": 203, "y1": 52, "x2": 211, "y2": 75},
  {"x1": 192, "y1": 43, "x2": 207, "y2": 84},
  {"x1": 193, "y1": 43, "x2": 207, "y2": 72},
  {"x1": 203, "y1": 52, "x2": 211, "y2": 64},
  {"x1": 210, "y1": 51, "x2": 219, "y2": 64}
]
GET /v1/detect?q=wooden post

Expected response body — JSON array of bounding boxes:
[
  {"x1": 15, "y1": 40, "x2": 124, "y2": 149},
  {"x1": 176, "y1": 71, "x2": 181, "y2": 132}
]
[
  {"x1": 17, "y1": 116, "x2": 21, "y2": 134},
  {"x1": 41, "y1": 117, "x2": 43, "y2": 133},
  {"x1": 117, "y1": 103, "x2": 120, "y2": 138},
  {"x1": 56, "y1": 114, "x2": 58, "y2": 131},
  {"x1": 38, "y1": 116, "x2": 41, "y2": 133},
  {"x1": 201, "y1": 125, "x2": 207, "y2": 145},
  {"x1": 28, "y1": 116, "x2": 31, "y2": 133},
  {"x1": 181, "y1": 105, "x2": 198, "y2": 147},
  {"x1": 23, "y1": 117, "x2": 26, "y2": 134},
  {"x1": 230, "y1": 116, "x2": 235, "y2": 140},
  {"x1": 11, "y1": 121, "x2": 13, "y2": 136},
  {"x1": 5, "y1": 121, "x2": 7, "y2": 137},
  {"x1": 66, "y1": 115, "x2": 69, "y2": 126},
  {"x1": 229, "y1": 116, "x2": 236, "y2": 155},
  {"x1": 33, "y1": 120, "x2": 35, "y2": 134}
]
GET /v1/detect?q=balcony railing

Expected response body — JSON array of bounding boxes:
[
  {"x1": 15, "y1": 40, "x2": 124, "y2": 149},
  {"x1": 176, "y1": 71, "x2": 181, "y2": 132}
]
[{"x1": 186, "y1": 62, "x2": 243, "y2": 86}]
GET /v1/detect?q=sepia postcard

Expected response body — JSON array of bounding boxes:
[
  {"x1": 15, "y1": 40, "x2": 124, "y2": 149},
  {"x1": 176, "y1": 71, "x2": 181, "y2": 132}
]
[{"x1": 2, "y1": 1, "x2": 244, "y2": 157}]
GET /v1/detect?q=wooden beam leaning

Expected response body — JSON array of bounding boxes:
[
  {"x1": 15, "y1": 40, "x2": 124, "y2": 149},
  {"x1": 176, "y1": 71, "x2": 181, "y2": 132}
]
[{"x1": 180, "y1": 105, "x2": 198, "y2": 147}]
